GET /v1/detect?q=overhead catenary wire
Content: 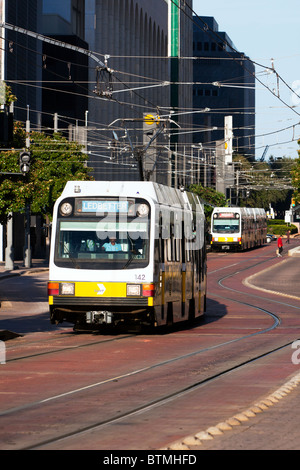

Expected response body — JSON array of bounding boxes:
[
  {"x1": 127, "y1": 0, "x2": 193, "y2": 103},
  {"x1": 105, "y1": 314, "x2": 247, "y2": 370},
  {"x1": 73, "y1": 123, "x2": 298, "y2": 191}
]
[
  {"x1": 1, "y1": 14, "x2": 298, "y2": 178},
  {"x1": 169, "y1": 0, "x2": 300, "y2": 120},
  {"x1": 3, "y1": 20, "x2": 296, "y2": 128},
  {"x1": 1, "y1": 18, "x2": 293, "y2": 123}
]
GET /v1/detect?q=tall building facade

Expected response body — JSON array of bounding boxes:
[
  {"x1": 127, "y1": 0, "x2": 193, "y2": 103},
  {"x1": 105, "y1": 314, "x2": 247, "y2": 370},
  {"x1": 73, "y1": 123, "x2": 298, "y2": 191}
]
[
  {"x1": 1, "y1": 1, "x2": 195, "y2": 186},
  {"x1": 41, "y1": 0, "x2": 88, "y2": 133},
  {"x1": 0, "y1": 0, "x2": 42, "y2": 126},
  {"x1": 193, "y1": 16, "x2": 255, "y2": 160},
  {"x1": 168, "y1": 0, "x2": 194, "y2": 188},
  {"x1": 85, "y1": 0, "x2": 170, "y2": 183},
  {"x1": 85, "y1": 0, "x2": 195, "y2": 186}
]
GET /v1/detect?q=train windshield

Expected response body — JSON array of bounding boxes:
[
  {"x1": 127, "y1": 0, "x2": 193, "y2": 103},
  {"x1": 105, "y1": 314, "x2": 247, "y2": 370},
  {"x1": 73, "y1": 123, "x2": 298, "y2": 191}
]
[
  {"x1": 54, "y1": 198, "x2": 150, "y2": 270},
  {"x1": 212, "y1": 212, "x2": 240, "y2": 233}
]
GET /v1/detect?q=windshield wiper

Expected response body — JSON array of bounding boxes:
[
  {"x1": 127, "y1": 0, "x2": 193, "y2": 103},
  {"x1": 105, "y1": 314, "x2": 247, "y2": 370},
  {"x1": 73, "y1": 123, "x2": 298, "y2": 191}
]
[
  {"x1": 59, "y1": 242, "x2": 81, "y2": 269},
  {"x1": 122, "y1": 254, "x2": 135, "y2": 269}
]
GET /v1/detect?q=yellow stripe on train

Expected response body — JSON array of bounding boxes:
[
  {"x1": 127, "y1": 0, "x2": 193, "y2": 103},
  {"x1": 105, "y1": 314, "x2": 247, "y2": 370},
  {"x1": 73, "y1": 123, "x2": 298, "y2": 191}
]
[
  {"x1": 76, "y1": 282, "x2": 127, "y2": 297},
  {"x1": 48, "y1": 282, "x2": 156, "y2": 301}
]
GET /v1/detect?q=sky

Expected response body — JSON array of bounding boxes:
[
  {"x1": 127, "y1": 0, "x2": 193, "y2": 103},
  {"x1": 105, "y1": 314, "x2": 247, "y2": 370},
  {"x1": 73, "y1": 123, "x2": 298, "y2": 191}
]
[{"x1": 192, "y1": 0, "x2": 300, "y2": 160}]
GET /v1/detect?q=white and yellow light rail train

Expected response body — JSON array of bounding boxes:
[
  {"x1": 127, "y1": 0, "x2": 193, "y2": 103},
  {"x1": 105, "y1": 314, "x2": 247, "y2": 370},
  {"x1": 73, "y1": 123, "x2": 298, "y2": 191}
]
[
  {"x1": 48, "y1": 181, "x2": 207, "y2": 331},
  {"x1": 211, "y1": 206, "x2": 267, "y2": 251}
]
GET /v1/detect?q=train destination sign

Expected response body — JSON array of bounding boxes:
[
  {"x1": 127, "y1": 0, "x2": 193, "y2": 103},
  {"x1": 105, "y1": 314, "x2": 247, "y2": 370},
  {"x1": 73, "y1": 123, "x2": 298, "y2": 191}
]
[
  {"x1": 80, "y1": 200, "x2": 129, "y2": 213},
  {"x1": 217, "y1": 212, "x2": 235, "y2": 218}
]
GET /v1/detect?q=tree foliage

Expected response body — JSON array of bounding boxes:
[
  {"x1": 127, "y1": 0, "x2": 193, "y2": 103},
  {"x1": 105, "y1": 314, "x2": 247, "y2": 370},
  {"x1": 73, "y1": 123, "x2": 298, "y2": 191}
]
[
  {"x1": 0, "y1": 82, "x2": 17, "y2": 107},
  {"x1": 233, "y1": 154, "x2": 294, "y2": 215},
  {"x1": 189, "y1": 183, "x2": 227, "y2": 219},
  {"x1": 291, "y1": 139, "x2": 300, "y2": 203},
  {"x1": 0, "y1": 123, "x2": 93, "y2": 223}
]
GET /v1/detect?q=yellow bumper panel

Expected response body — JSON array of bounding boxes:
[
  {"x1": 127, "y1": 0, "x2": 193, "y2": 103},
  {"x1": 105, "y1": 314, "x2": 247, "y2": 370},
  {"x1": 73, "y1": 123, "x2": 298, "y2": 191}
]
[{"x1": 75, "y1": 282, "x2": 127, "y2": 298}]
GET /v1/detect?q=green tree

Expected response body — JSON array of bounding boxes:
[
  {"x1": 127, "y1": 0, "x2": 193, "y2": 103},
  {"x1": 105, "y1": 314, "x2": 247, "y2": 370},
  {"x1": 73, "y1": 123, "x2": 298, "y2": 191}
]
[
  {"x1": 0, "y1": 124, "x2": 93, "y2": 223},
  {"x1": 0, "y1": 82, "x2": 17, "y2": 107},
  {"x1": 189, "y1": 183, "x2": 227, "y2": 219},
  {"x1": 234, "y1": 154, "x2": 294, "y2": 215},
  {"x1": 291, "y1": 139, "x2": 300, "y2": 203}
]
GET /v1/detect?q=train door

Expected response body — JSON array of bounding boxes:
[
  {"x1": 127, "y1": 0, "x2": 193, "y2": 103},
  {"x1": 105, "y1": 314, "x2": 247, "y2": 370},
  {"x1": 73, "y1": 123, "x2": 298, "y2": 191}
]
[
  {"x1": 181, "y1": 219, "x2": 187, "y2": 319},
  {"x1": 184, "y1": 236, "x2": 194, "y2": 321},
  {"x1": 154, "y1": 235, "x2": 164, "y2": 325}
]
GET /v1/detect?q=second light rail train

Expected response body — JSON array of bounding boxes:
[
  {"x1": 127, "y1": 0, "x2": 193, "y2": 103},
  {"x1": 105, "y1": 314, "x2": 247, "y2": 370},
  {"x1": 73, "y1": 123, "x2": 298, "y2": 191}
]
[
  {"x1": 48, "y1": 181, "x2": 207, "y2": 331},
  {"x1": 210, "y1": 206, "x2": 267, "y2": 251}
]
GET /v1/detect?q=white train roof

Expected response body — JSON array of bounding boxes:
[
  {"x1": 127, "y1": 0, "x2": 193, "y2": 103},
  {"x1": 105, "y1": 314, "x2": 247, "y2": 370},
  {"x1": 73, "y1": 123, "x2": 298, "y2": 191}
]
[{"x1": 60, "y1": 181, "x2": 202, "y2": 211}]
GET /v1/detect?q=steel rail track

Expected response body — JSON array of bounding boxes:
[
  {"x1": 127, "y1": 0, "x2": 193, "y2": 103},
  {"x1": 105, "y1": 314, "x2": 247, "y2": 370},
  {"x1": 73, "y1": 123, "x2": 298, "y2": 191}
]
[
  {"x1": 5, "y1": 333, "x2": 135, "y2": 363},
  {"x1": 0, "y1": 254, "x2": 286, "y2": 415},
  {"x1": 5, "y1": 248, "x2": 293, "y2": 363},
  {"x1": 23, "y1": 340, "x2": 295, "y2": 450},
  {"x1": 2, "y1": 247, "x2": 298, "y2": 450}
]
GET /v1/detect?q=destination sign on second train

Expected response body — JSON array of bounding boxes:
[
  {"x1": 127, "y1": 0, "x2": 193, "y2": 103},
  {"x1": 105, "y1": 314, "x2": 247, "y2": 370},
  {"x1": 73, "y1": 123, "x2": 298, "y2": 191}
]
[{"x1": 81, "y1": 200, "x2": 129, "y2": 213}]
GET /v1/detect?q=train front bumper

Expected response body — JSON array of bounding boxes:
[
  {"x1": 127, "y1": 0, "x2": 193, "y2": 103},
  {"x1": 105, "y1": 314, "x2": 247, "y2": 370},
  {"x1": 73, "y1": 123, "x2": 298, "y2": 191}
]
[
  {"x1": 48, "y1": 281, "x2": 155, "y2": 325},
  {"x1": 211, "y1": 236, "x2": 241, "y2": 247}
]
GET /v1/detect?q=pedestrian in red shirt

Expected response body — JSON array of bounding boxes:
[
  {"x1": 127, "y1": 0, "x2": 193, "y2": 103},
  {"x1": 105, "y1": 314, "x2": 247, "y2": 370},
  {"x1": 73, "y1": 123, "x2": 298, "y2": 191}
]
[{"x1": 277, "y1": 235, "x2": 283, "y2": 257}]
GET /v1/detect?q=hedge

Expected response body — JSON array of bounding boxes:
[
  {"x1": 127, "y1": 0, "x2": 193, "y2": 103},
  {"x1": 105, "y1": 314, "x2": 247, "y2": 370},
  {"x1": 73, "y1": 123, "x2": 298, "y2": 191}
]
[{"x1": 267, "y1": 220, "x2": 298, "y2": 235}]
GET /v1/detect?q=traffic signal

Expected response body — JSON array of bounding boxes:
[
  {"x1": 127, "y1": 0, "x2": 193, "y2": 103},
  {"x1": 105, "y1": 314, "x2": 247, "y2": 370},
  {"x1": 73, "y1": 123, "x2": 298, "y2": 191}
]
[
  {"x1": 292, "y1": 198, "x2": 296, "y2": 207},
  {"x1": 19, "y1": 150, "x2": 31, "y2": 175}
]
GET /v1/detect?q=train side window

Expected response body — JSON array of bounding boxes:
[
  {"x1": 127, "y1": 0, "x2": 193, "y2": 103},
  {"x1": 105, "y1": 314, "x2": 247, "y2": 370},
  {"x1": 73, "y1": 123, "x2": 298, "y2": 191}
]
[
  {"x1": 160, "y1": 237, "x2": 165, "y2": 264},
  {"x1": 175, "y1": 238, "x2": 181, "y2": 262},
  {"x1": 186, "y1": 240, "x2": 190, "y2": 262},
  {"x1": 167, "y1": 223, "x2": 175, "y2": 261},
  {"x1": 154, "y1": 239, "x2": 160, "y2": 278},
  {"x1": 181, "y1": 221, "x2": 185, "y2": 264},
  {"x1": 167, "y1": 238, "x2": 172, "y2": 262}
]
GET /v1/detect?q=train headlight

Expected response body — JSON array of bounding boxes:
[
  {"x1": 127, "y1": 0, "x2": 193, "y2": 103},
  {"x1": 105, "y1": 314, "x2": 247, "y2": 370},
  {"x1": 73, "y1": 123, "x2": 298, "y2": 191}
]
[
  {"x1": 60, "y1": 283, "x2": 75, "y2": 295},
  {"x1": 137, "y1": 203, "x2": 149, "y2": 217},
  {"x1": 126, "y1": 284, "x2": 141, "y2": 296},
  {"x1": 60, "y1": 202, "x2": 73, "y2": 216}
]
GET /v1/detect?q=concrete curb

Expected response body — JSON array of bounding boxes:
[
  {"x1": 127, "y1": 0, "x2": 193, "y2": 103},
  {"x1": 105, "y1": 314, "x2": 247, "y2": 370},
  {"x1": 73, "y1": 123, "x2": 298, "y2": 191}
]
[
  {"x1": 288, "y1": 246, "x2": 300, "y2": 257},
  {"x1": 243, "y1": 258, "x2": 300, "y2": 301},
  {"x1": 0, "y1": 266, "x2": 48, "y2": 281},
  {"x1": 0, "y1": 265, "x2": 49, "y2": 341},
  {"x1": 0, "y1": 330, "x2": 23, "y2": 341},
  {"x1": 161, "y1": 372, "x2": 300, "y2": 450}
]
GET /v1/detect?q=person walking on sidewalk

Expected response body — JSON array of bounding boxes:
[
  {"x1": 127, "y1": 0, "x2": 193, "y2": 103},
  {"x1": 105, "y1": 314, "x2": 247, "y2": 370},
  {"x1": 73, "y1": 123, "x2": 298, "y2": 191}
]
[
  {"x1": 277, "y1": 235, "x2": 283, "y2": 257},
  {"x1": 286, "y1": 229, "x2": 291, "y2": 244}
]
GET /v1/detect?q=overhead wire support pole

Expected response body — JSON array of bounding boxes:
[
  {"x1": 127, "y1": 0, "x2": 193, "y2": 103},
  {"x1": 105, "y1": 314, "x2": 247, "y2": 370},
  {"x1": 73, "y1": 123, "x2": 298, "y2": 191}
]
[
  {"x1": 0, "y1": 22, "x2": 106, "y2": 68},
  {"x1": 108, "y1": 118, "x2": 166, "y2": 181},
  {"x1": 0, "y1": 22, "x2": 108, "y2": 268},
  {"x1": 23, "y1": 105, "x2": 31, "y2": 268}
]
